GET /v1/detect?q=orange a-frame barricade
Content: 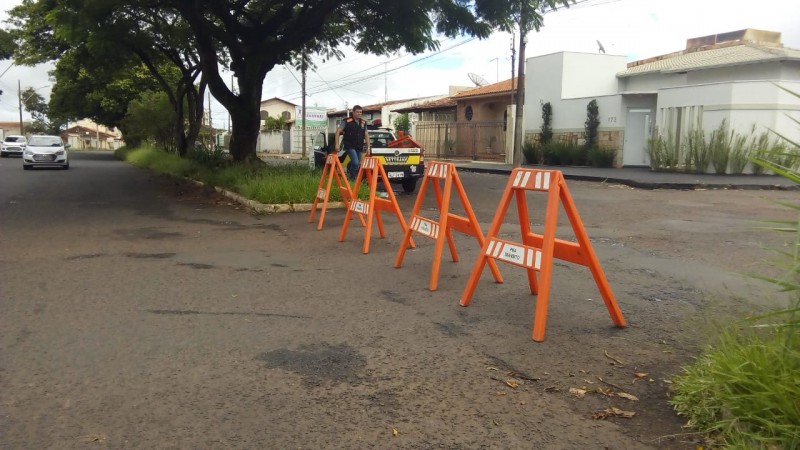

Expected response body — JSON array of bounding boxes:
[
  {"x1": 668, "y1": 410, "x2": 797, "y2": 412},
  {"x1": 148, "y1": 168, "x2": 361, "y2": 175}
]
[
  {"x1": 309, "y1": 153, "x2": 364, "y2": 230},
  {"x1": 394, "y1": 161, "x2": 503, "y2": 291},
  {"x1": 460, "y1": 168, "x2": 626, "y2": 342},
  {"x1": 339, "y1": 156, "x2": 415, "y2": 254}
]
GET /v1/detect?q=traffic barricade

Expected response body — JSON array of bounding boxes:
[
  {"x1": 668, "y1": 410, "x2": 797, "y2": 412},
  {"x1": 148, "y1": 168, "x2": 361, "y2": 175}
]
[
  {"x1": 309, "y1": 153, "x2": 363, "y2": 230},
  {"x1": 394, "y1": 161, "x2": 502, "y2": 291},
  {"x1": 460, "y1": 168, "x2": 627, "y2": 342},
  {"x1": 339, "y1": 156, "x2": 415, "y2": 254}
]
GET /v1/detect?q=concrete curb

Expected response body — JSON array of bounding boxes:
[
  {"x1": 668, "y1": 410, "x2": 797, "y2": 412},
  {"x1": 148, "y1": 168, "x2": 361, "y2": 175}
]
[
  {"x1": 455, "y1": 165, "x2": 799, "y2": 191},
  {"x1": 186, "y1": 179, "x2": 344, "y2": 214}
]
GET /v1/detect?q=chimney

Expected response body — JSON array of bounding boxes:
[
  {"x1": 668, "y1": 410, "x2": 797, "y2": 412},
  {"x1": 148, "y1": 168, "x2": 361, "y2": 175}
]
[{"x1": 685, "y1": 29, "x2": 782, "y2": 51}]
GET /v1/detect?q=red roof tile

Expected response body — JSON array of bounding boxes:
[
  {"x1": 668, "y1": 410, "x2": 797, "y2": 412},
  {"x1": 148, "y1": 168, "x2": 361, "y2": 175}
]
[{"x1": 452, "y1": 78, "x2": 517, "y2": 99}]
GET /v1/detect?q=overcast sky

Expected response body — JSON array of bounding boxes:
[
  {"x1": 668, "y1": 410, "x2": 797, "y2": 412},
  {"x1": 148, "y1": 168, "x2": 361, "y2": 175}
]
[{"x1": 1, "y1": 0, "x2": 798, "y2": 125}]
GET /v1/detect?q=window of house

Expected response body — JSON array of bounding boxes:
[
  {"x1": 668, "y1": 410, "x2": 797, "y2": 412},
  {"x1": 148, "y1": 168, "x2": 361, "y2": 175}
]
[{"x1": 465, "y1": 105, "x2": 473, "y2": 121}]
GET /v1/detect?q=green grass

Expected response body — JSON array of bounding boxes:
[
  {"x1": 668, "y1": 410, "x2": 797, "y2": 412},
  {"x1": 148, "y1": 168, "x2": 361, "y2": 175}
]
[
  {"x1": 671, "y1": 325, "x2": 800, "y2": 448},
  {"x1": 670, "y1": 86, "x2": 799, "y2": 447},
  {"x1": 115, "y1": 146, "x2": 350, "y2": 204}
]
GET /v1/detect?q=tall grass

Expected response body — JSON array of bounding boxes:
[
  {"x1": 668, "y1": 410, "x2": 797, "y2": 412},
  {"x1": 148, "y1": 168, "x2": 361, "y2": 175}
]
[
  {"x1": 685, "y1": 128, "x2": 711, "y2": 174},
  {"x1": 672, "y1": 327, "x2": 800, "y2": 448},
  {"x1": 709, "y1": 120, "x2": 731, "y2": 175},
  {"x1": 728, "y1": 133, "x2": 749, "y2": 175},
  {"x1": 649, "y1": 121, "x2": 793, "y2": 174},
  {"x1": 116, "y1": 146, "x2": 346, "y2": 204},
  {"x1": 646, "y1": 127, "x2": 680, "y2": 170},
  {"x1": 670, "y1": 85, "x2": 800, "y2": 447}
]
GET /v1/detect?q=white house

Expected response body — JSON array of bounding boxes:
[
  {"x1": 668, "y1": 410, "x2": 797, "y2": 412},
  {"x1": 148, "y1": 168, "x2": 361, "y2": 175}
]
[
  {"x1": 259, "y1": 97, "x2": 297, "y2": 123},
  {"x1": 524, "y1": 28, "x2": 800, "y2": 168}
]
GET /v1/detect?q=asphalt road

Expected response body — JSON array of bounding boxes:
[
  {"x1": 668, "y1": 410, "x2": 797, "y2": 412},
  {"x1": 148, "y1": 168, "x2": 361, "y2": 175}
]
[{"x1": 1, "y1": 151, "x2": 796, "y2": 449}]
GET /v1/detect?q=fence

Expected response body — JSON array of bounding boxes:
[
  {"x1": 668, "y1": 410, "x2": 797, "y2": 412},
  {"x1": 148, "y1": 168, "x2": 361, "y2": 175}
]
[
  {"x1": 257, "y1": 131, "x2": 286, "y2": 153},
  {"x1": 257, "y1": 126, "x2": 327, "y2": 155},
  {"x1": 414, "y1": 121, "x2": 507, "y2": 161}
]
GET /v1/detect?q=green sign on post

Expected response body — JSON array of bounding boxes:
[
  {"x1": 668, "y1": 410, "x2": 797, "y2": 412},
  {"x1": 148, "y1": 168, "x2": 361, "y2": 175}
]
[{"x1": 294, "y1": 107, "x2": 327, "y2": 128}]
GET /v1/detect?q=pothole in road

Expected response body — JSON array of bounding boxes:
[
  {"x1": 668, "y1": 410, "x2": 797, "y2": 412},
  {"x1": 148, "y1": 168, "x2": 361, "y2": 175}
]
[{"x1": 257, "y1": 343, "x2": 367, "y2": 385}]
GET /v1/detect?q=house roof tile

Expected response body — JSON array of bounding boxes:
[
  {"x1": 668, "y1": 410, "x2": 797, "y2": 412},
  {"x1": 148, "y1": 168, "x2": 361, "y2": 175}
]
[
  {"x1": 260, "y1": 97, "x2": 297, "y2": 106},
  {"x1": 327, "y1": 97, "x2": 437, "y2": 116},
  {"x1": 452, "y1": 78, "x2": 517, "y2": 99},
  {"x1": 392, "y1": 97, "x2": 457, "y2": 113},
  {"x1": 618, "y1": 42, "x2": 800, "y2": 77}
]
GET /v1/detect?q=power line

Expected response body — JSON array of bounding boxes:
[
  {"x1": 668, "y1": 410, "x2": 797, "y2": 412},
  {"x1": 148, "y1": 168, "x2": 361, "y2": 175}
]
[{"x1": 281, "y1": 37, "x2": 477, "y2": 101}]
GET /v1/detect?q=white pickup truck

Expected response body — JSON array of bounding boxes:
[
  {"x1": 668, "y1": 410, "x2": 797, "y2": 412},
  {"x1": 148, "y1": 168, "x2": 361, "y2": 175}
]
[{"x1": 313, "y1": 128, "x2": 425, "y2": 193}]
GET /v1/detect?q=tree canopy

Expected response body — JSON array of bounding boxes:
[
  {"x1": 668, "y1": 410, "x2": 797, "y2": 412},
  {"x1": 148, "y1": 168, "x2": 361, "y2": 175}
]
[{"x1": 9, "y1": 0, "x2": 570, "y2": 161}]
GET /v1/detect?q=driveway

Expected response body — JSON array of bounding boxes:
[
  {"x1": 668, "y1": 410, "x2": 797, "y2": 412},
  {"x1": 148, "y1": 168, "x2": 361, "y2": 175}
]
[{"x1": 1, "y1": 151, "x2": 795, "y2": 449}]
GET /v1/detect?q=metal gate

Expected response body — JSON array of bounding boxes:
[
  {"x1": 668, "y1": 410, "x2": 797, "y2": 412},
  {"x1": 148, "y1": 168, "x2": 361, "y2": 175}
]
[{"x1": 414, "y1": 121, "x2": 506, "y2": 161}]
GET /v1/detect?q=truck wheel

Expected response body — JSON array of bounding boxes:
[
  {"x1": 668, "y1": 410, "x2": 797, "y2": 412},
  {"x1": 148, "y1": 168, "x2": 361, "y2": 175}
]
[{"x1": 401, "y1": 178, "x2": 418, "y2": 193}]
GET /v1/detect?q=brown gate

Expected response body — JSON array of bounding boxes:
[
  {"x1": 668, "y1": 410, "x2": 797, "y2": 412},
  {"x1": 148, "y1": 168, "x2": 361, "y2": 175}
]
[{"x1": 414, "y1": 121, "x2": 506, "y2": 161}]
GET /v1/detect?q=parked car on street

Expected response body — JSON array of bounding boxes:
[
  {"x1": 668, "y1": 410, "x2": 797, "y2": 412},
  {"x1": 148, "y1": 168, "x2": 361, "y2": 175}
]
[
  {"x1": 1, "y1": 135, "x2": 27, "y2": 157},
  {"x1": 22, "y1": 135, "x2": 70, "y2": 170}
]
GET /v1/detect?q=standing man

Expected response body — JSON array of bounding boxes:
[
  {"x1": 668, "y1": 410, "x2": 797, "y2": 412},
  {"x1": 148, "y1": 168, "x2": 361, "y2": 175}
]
[{"x1": 335, "y1": 105, "x2": 371, "y2": 179}]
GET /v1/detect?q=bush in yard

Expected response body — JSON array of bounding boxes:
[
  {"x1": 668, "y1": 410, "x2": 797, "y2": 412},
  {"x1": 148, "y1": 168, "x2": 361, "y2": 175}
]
[
  {"x1": 584, "y1": 99, "x2": 600, "y2": 149},
  {"x1": 586, "y1": 147, "x2": 615, "y2": 168},
  {"x1": 393, "y1": 113, "x2": 411, "y2": 134},
  {"x1": 522, "y1": 141, "x2": 542, "y2": 165},
  {"x1": 541, "y1": 102, "x2": 553, "y2": 145},
  {"x1": 541, "y1": 142, "x2": 584, "y2": 166}
]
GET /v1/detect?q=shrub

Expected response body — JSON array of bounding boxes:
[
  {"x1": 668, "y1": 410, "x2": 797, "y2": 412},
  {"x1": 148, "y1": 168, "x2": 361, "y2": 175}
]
[
  {"x1": 522, "y1": 141, "x2": 542, "y2": 165},
  {"x1": 728, "y1": 133, "x2": 749, "y2": 174},
  {"x1": 709, "y1": 120, "x2": 731, "y2": 174},
  {"x1": 541, "y1": 141, "x2": 584, "y2": 166},
  {"x1": 540, "y1": 102, "x2": 553, "y2": 145},
  {"x1": 190, "y1": 142, "x2": 230, "y2": 167},
  {"x1": 646, "y1": 131, "x2": 680, "y2": 171},
  {"x1": 586, "y1": 147, "x2": 616, "y2": 168},
  {"x1": 584, "y1": 99, "x2": 600, "y2": 149},
  {"x1": 393, "y1": 113, "x2": 411, "y2": 134},
  {"x1": 685, "y1": 128, "x2": 711, "y2": 174}
]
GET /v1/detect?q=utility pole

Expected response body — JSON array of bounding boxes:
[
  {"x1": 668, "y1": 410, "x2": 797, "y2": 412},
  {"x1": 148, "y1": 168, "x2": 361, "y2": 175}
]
[
  {"x1": 512, "y1": 27, "x2": 528, "y2": 168},
  {"x1": 17, "y1": 80, "x2": 23, "y2": 135},
  {"x1": 229, "y1": 74, "x2": 234, "y2": 132},
  {"x1": 510, "y1": 34, "x2": 516, "y2": 105},
  {"x1": 301, "y1": 52, "x2": 307, "y2": 158},
  {"x1": 208, "y1": 91, "x2": 213, "y2": 148}
]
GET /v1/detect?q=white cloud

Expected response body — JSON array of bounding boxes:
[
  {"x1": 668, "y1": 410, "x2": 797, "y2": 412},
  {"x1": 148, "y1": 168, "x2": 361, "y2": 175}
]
[{"x1": 2, "y1": 0, "x2": 798, "y2": 123}]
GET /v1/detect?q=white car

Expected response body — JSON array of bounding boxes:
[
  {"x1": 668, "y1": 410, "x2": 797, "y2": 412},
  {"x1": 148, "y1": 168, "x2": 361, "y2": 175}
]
[
  {"x1": 1, "y1": 135, "x2": 27, "y2": 157},
  {"x1": 23, "y1": 135, "x2": 70, "y2": 170}
]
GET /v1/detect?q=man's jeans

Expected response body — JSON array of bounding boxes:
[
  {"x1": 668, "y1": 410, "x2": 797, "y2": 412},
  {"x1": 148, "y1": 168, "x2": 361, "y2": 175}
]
[{"x1": 344, "y1": 147, "x2": 361, "y2": 179}]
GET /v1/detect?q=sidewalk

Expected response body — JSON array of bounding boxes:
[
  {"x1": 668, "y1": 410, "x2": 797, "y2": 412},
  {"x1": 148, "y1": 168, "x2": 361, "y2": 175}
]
[{"x1": 451, "y1": 161, "x2": 798, "y2": 190}]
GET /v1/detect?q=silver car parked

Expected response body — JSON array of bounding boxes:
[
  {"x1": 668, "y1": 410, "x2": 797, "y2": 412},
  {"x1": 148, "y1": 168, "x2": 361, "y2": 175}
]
[{"x1": 23, "y1": 135, "x2": 70, "y2": 170}]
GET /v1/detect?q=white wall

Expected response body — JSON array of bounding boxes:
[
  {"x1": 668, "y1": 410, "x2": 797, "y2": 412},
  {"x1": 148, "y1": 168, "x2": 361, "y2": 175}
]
[
  {"x1": 561, "y1": 52, "x2": 627, "y2": 99},
  {"x1": 656, "y1": 80, "x2": 800, "y2": 143},
  {"x1": 687, "y1": 63, "x2": 784, "y2": 85},
  {"x1": 620, "y1": 72, "x2": 688, "y2": 93},
  {"x1": 525, "y1": 52, "x2": 625, "y2": 134},
  {"x1": 384, "y1": 96, "x2": 442, "y2": 131}
]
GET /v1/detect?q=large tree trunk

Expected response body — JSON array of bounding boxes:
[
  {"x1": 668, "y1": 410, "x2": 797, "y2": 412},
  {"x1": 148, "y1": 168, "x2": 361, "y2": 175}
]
[
  {"x1": 218, "y1": 74, "x2": 264, "y2": 163},
  {"x1": 184, "y1": 80, "x2": 206, "y2": 156},
  {"x1": 174, "y1": 4, "x2": 271, "y2": 163},
  {"x1": 227, "y1": 86, "x2": 262, "y2": 162}
]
